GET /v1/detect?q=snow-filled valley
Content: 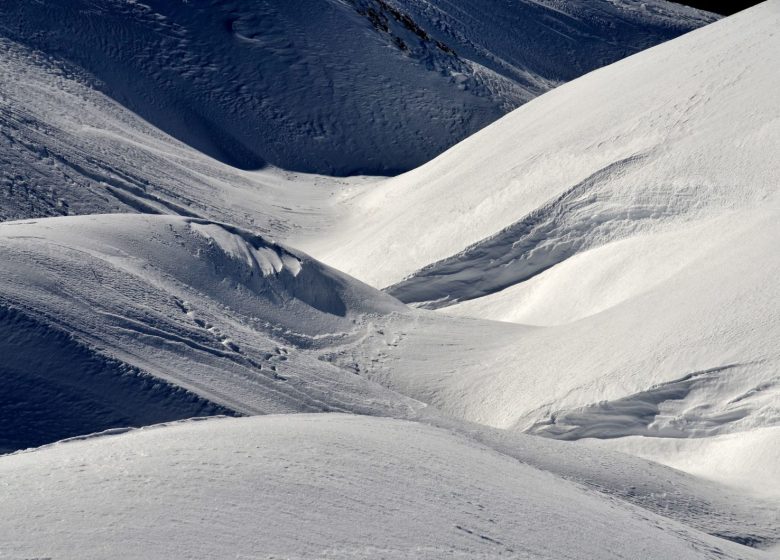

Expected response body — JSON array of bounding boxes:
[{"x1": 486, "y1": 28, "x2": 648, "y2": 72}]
[{"x1": 1, "y1": 0, "x2": 778, "y2": 558}]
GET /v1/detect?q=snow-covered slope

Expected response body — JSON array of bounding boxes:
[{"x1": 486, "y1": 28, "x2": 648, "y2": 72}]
[
  {"x1": 0, "y1": 35, "x2": 355, "y2": 231},
  {"x1": 3, "y1": 213, "x2": 777, "y2": 551},
  {"x1": 1, "y1": 2, "x2": 776, "y2": 554},
  {"x1": 302, "y1": 1, "x2": 777, "y2": 296},
  {"x1": 0, "y1": 214, "x2": 422, "y2": 450},
  {"x1": 288, "y1": 1, "x2": 780, "y2": 493},
  {"x1": 0, "y1": 414, "x2": 772, "y2": 559},
  {"x1": 0, "y1": 304, "x2": 235, "y2": 454},
  {"x1": 0, "y1": 0, "x2": 713, "y2": 175}
]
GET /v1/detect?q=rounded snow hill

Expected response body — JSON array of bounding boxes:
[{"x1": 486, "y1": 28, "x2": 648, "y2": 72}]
[
  {"x1": 0, "y1": 214, "x2": 418, "y2": 451},
  {"x1": 290, "y1": 1, "x2": 780, "y2": 495},
  {"x1": 0, "y1": 414, "x2": 767, "y2": 560},
  {"x1": 303, "y1": 1, "x2": 779, "y2": 295},
  {"x1": 0, "y1": 0, "x2": 712, "y2": 175}
]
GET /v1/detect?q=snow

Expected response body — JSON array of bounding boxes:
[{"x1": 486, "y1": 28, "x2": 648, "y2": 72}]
[
  {"x1": 0, "y1": 0, "x2": 777, "y2": 556},
  {"x1": 0, "y1": 414, "x2": 770, "y2": 559},
  {"x1": 299, "y1": 2, "x2": 777, "y2": 296},
  {"x1": 0, "y1": 0, "x2": 713, "y2": 175},
  {"x1": 0, "y1": 214, "x2": 420, "y2": 445},
  {"x1": 584, "y1": 426, "x2": 780, "y2": 500},
  {"x1": 290, "y1": 1, "x2": 780, "y2": 496},
  {"x1": 0, "y1": 35, "x2": 351, "y2": 232},
  {"x1": 0, "y1": 304, "x2": 234, "y2": 454}
]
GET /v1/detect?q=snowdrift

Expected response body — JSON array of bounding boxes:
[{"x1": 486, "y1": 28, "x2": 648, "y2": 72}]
[
  {"x1": 304, "y1": 2, "x2": 778, "y2": 298},
  {"x1": 0, "y1": 414, "x2": 769, "y2": 559},
  {"x1": 0, "y1": 214, "x2": 418, "y2": 451},
  {"x1": 291, "y1": 1, "x2": 780, "y2": 493}
]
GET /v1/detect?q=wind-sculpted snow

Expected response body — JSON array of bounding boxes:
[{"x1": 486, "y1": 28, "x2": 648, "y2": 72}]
[
  {"x1": 0, "y1": 415, "x2": 771, "y2": 559},
  {"x1": 0, "y1": 36, "x2": 354, "y2": 233},
  {"x1": 0, "y1": 0, "x2": 713, "y2": 175},
  {"x1": 288, "y1": 5, "x2": 780, "y2": 493},
  {"x1": 2, "y1": 215, "x2": 776, "y2": 551},
  {"x1": 0, "y1": 214, "x2": 419, "y2": 447},
  {"x1": 346, "y1": 210, "x2": 779, "y2": 490},
  {"x1": 306, "y1": 2, "x2": 777, "y2": 293},
  {"x1": 1, "y1": 1, "x2": 778, "y2": 554},
  {"x1": 527, "y1": 363, "x2": 771, "y2": 440}
]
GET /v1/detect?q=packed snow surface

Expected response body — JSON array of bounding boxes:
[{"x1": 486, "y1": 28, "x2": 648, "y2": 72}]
[{"x1": 0, "y1": 414, "x2": 773, "y2": 559}]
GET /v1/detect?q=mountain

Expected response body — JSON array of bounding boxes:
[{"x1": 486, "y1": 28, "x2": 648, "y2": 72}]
[
  {"x1": 0, "y1": 0, "x2": 714, "y2": 175},
  {"x1": 1, "y1": 1, "x2": 778, "y2": 557},
  {"x1": 285, "y1": 0, "x2": 780, "y2": 498}
]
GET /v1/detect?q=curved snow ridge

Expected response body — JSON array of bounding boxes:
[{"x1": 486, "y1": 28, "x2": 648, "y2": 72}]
[
  {"x1": 0, "y1": 214, "x2": 404, "y2": 319},
  {"x1": 386, "y1": 152, "x2": 649, "y2": 305},
  {"x1": 349, "y1": 207, "x2": 780, "y2": 460},
  {"x1": 0, "y1": 214, "x2": 419, "y2": 426},
  {"x1": 527, "y1": 362, "x2": 779, "y2": 440},
  {"x1": 387, "y1": 148, "x2": 769, "y2": 308},
  {"x1": 308, "y1": 1, "x2": 779, "y2": 290},
  {"x1": 0, "y1": 414, "x2": 766, "y2": 560},
  {"x1": 185, "y1": 218, "x2": 353, "y2": 318}
]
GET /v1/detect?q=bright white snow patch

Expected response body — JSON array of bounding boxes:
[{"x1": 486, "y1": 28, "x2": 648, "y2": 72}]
[{"x1": 0, "y1": 414, "x2": 767, "y2": 560}]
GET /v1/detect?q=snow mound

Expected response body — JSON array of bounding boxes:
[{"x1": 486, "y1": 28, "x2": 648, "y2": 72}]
[
  {"x1": 0, "y1": 214, "x2": 417, "y2": 450},
  {"x1": 0, "y1": 0, "x2": 713, "y2": 175},
  {"x1": 0, "y1": 414, "x2": 767, "y2": 559}
]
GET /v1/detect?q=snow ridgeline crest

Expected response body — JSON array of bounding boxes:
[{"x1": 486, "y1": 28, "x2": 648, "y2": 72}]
[
  {"x1": 0, "y1": 0, "x2": 714, "y2": 175},
  {"x1": 185, "y1": 217, "x2": 406, "y2": 318}
]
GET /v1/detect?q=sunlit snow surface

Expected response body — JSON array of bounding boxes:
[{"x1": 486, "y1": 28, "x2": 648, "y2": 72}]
[
  {"x1": 0, "y1": 0, "x2": 778, "y2": 558},
  {"x1": 0, "y1": 415, "x2": 774, "y2": 559}
]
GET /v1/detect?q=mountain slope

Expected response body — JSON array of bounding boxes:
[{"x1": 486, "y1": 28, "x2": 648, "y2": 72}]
[
  {"x1": 2, "y1": 213, "x2": 776, "y2": 551},
  {"x1": 0, "y1": 35, "x2": 351, "y2": 231},
  {"x1": 0, "y1": 214, "x2": 420, "y2": 452},
  {"x1": 0, "y1": 0, "x2": 714, "y2": 175},
  {"x1": 0, "y1": 414, "x2": 771, "y2": 559},
  {"x1": 287, "y1": 1, "x2": 780, "y2": 494},
  {"x1": 1, "y1": 1, "x2": 776, "y2": 499},
  {"x1": 300, "y1": 1, "x2": 777, "y2": 296},
  {"x1": 0, "y1": 305, "x2": 235, "y2": 454}
]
